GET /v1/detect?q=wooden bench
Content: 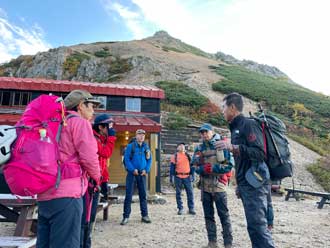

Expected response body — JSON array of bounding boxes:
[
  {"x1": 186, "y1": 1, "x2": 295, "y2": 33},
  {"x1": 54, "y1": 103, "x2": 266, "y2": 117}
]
[
  {"x1": 97, "y1": 201, "x2": 109, "y2": 221},
  {"x1": 0, "y1": 236, "x2": 36, "y2": 248},
  {"x1": 284, "y1": 188, "x2": 330, "y2": 209},
  {"x1": 96, "y1": 183, "x2": 119, "y2": 221},
  {"x1": 0, "y1": 194, "x2": 37, "y2": 236}
]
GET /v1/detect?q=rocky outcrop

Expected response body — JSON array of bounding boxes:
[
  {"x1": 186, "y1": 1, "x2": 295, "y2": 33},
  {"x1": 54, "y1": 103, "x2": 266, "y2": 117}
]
[{"x1": 215, "y1": 51, "x2": 292, "y2": 79}]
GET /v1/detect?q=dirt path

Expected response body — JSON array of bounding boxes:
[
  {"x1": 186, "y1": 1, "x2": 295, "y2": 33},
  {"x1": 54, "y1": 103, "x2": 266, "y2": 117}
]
[{"x1": 92, "y1": 187, "x2": 330, "y2": 248}]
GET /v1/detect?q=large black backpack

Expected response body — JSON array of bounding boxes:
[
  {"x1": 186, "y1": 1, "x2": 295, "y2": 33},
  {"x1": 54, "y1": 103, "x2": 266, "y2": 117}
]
[{"x1": 251, "y1": 106, "x2": 293, "y2": 180}]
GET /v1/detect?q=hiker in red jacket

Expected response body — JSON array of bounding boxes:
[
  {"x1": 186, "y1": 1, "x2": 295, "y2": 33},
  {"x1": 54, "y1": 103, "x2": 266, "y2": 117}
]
[
  {"x1": 81, "y1": 113, "x2": 116, "y2": 248},
  {"x1": 93, "y1": 114, "x2": 117, "y2": 200}
]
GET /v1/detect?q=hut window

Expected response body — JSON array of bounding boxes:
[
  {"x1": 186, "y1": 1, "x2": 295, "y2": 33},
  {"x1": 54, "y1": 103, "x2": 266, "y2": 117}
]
[
  {"x1": 0, "y1": 91, "x2": 11, "y2": 106},
  {"x1": 126, "y1": 97, "x2": 141, "y2": 112}
]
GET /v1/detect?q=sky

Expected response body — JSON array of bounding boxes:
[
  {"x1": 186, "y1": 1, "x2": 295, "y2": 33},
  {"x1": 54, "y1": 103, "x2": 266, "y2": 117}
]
[{"x1": 0, "y1": 0, "x2": 329, "y2": 95}]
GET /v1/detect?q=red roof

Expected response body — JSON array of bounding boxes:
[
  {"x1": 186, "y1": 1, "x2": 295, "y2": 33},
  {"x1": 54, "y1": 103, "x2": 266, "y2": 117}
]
[
  {"x1": 0, "y1": 114, "x2": 161, "y2": 133},
  {"x1": 0, "y1": 77, "x2": 165, "y2": 99}
]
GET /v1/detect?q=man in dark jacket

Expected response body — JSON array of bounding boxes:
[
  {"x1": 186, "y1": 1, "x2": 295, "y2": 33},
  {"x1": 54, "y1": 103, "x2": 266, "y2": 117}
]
[{"x1": 215, "y1": 93, "x2": 275, "y2": 248}]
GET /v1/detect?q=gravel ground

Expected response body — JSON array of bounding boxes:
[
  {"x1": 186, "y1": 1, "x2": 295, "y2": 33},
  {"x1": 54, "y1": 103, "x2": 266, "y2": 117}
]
[{"x1": 91, "y1": 186, "x2": 330, "y2": 248}]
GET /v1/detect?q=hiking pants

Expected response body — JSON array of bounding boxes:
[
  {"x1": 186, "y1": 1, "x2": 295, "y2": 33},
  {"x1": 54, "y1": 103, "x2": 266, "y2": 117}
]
[
  {"x1": 123, "y1": 172, "x2": 148, "y2": 218},
  {"x1": 37, "y1": 197, "x2": 83, "y2": 248},
  {"x1": 175, "y1": 176, "x2": 194, "y2": 210},
  {"x1": 202, "y1": 191, "x2": 233, "y2": 246},
  {"x1": 238, "y1": 184, "x2": 275, "y2": 248},
  {"x1": 267, "y1": 184, "x2": 274, "y2": 227},
  {"x1": 80, "y1": 191, "x2": 100, "y2": 248}
]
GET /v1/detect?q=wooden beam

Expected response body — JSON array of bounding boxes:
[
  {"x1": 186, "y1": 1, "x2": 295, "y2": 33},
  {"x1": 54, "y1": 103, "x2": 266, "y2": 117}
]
[{"x1": 149, "y1": 133, "x2": 158, "y2": 195}]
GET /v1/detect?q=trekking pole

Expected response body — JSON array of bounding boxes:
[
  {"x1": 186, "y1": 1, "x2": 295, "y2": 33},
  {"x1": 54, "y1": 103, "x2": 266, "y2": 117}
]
[{"x1": 257, "y1": 104, "x2": 284, "y2": 165}]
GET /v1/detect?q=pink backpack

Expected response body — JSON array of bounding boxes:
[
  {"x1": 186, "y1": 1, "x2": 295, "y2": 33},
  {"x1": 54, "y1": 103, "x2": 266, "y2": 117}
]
[{"x1": 3, "y1": 94, "x2": 68, "y2": 196}]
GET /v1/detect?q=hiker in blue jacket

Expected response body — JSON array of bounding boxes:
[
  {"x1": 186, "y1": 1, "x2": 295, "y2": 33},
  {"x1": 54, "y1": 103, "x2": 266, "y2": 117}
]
[{"x1": 120, "y1": 129, "x2": 152, "y2": 225}]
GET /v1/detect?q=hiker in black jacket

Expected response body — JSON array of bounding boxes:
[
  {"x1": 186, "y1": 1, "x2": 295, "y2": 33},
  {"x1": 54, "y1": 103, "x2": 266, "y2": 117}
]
[{"x1": 215, "y1": 93, "x2": 275, "y2": 248}]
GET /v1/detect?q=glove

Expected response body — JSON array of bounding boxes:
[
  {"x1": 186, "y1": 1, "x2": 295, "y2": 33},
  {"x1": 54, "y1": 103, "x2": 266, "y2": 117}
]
[
  {"x1": 204, "y1": 163, "x2": 212, "y2": 174},
  {"x1": 108, "y1": 128, "x2": 116, "y2": 136}
]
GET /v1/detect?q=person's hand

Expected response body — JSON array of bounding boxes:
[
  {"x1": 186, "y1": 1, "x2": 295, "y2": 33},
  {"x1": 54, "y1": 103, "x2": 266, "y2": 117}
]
[
  {"x1": 215, "y1": 140, "x2": 233, "y2": 151},
  {"x1": 141, "y1": 170, "x2": 147, "y2": 176},
  {"x1": 108, "y1": 128, "x2": 116, "y2": 136},
  {"x1": 133, "y1": 169, "x2": 139, "y2": 176},
  {"x1": 204, "y1": 163, "x2": 212, "y2": 174},
  {"x1": 190, "y1": 175, "x2": 195, "y2": 182}
]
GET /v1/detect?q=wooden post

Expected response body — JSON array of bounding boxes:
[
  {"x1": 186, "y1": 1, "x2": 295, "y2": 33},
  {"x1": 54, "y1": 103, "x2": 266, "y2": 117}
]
[{"x1": 149, "y1": 133, "x2": 158, "y2": 195}]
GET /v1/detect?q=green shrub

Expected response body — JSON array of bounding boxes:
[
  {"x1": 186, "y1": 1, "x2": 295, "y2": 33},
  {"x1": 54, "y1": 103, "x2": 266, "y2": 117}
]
[
  {"x1": 62, "y1": 51, "x2": 90, "y2": 78},
  {"x1": 162, "y1": 46, "x2": 185, "y2": 53},
  {"x1": 288, "y1": 134, "x2": 327, "y2": 156},
  {"x1": 107, "y1": 57, "x2": 132, "y2": 75},
  {"x1": 155, "y1": 81, "x2": 208, "y2": 109},
  {"x1": 165, "y1": 112, "x2": 190, "y2": 129},
  {"x1": 307, "y1": 158, "x2": 330, "y2": 191},
  {"x1": 94, "y1": 50, "x2": 111, "y2": 58}
]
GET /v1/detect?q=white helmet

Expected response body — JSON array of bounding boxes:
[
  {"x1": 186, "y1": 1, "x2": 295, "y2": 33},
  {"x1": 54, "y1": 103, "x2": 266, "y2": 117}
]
[{"x1": 0, "y1": 125, "x2": 17, "y2": 165}]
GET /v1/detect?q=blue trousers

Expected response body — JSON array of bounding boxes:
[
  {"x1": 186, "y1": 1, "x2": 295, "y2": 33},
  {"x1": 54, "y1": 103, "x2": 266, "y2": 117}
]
[
  {"x1": 238, "y1": 184, "x2": 275, "y2": 248},
  {"x1": 267, "y1": 184, "x2": 274, "y2": 226},
  {"x1": 175, "y1": 176, "x2": 194, "y2": 210},
  {"x1": 80, "y1": 191, "x2": 99, "y2": 248},
  {"x1": 202, "y1": 191, "x2": 233, "y2": 245},
  {"x1": 123, "y1": 173, "x2": 148, "y2": 218},
  {"x1": 37, "y1": 197, "x2": 83, "y2": 248}
]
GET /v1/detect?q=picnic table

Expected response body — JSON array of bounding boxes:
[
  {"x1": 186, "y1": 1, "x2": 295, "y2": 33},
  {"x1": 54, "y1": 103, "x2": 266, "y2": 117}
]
[
  {"x1": 96, "y1": 183, "x2": 119, "y2": 221},
  {"x1": 285, "y1": 188, "x2": 330, "y2": 209},
  {"x1": 0, "y1": 194, "x2": 37, "y2": 236},
  {"x1": 0, "y1": 236, "x2": 36, "y2": 248}
]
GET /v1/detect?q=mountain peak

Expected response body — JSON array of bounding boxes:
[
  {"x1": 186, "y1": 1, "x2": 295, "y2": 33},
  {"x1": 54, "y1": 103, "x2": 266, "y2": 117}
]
[{"x1": 153, "y1": 30, "x2": 172, "y2": 38}]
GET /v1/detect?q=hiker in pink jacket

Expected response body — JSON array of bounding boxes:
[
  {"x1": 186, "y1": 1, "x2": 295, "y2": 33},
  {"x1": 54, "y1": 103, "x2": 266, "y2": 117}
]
[{"x1": 37, "y1": 90, "x2": 101, "y2": 248}]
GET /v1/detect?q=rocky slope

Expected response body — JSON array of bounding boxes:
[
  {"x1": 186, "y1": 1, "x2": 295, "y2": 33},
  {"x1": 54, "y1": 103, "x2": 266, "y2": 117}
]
[{"x1": 0, "y1": 31, "x2": 323, "y2": 191}]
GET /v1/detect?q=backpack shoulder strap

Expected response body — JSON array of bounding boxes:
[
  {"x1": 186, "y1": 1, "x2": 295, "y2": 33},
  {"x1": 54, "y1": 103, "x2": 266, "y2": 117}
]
[
  {"x1": 56, "y1": 114, "x2": 78, "y2": 142},
  {"x1": 130, "y1": 142, "x2": 135, "y2": 160},
  {"x1": 174, "y1": 152, "x2": 178, "y2": 165}
]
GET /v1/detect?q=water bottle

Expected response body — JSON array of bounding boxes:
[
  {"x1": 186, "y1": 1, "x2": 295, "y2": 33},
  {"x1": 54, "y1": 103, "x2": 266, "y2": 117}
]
[
  {"x1": 216, "y1": 148, "x2": 225, "y2": 163},
  {"x1": 216, "y1": 136, "x2": 227, "y2": 163},
  {"x1": 39, "y1": 128, "x2": 51, "y2": 143}
]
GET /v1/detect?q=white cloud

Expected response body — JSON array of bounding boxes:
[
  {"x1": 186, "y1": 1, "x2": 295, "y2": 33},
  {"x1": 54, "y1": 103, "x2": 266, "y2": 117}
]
[
  {"x1": 100, "y1": 0, "x2": 147, "y2": 39},
  {"x1": 0, "y1": 10, "x2": 51, "y2": 64},
  {"x1": 106, "y1": 0, "x2": 330, "y2": 95}
]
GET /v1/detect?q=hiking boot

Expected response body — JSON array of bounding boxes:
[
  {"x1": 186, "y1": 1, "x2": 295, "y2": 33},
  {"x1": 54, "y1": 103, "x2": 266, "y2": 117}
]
[
  {"x1": 177, "y1": 209, "x2": 184, "y2": 215},
  {"x1": 141, "y1": 216, "x2": 151, "y2": 223},
  {"x1": 203, "y1": 241, "x2": 219, "y2": 248},
  {"x1": 120, "y1": 218, "x2": 129, "y2": 225},
  {"x1": 188, "y1": 209, "x2": 196, "y2": 215}
]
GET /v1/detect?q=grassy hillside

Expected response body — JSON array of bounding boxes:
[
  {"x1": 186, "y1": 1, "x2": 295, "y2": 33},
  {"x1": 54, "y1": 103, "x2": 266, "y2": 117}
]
[
  {"x1": 211, "y1": 64, "x2": 330, "y2": 155},
  {"x1": 155, "y1": 81, "x2": 226, "y2": 129}
]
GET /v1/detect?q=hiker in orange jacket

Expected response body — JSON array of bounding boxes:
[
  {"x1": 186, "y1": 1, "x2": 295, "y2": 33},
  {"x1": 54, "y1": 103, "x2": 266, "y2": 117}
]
[{"x1": 170, "y1": 143, "x2": 196, "y2": 215}]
